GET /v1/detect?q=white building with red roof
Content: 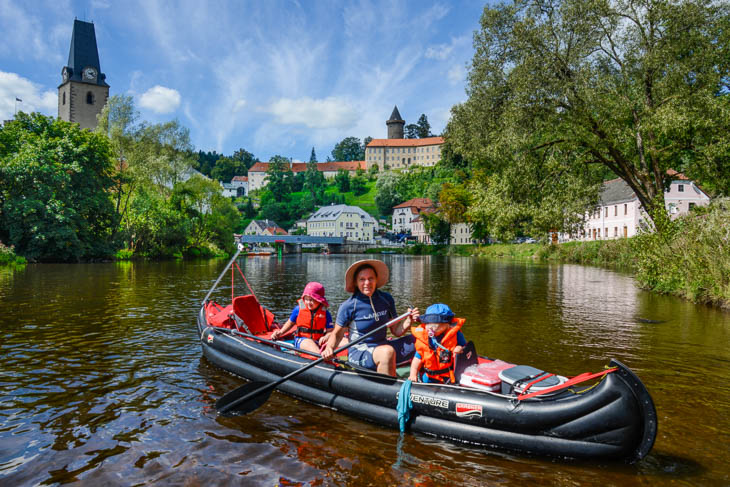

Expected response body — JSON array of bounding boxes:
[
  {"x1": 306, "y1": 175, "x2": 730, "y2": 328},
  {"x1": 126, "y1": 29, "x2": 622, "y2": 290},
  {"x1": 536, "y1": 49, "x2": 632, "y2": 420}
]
[
  {"x1": 392, "y1": 198, "x2": 435, "y2": 234},
  {"x1": 247, "y1": 161, "x2": 366, "y2": 192},
  {"x1": 560, "y1": 171, "x2": 710, "y2": 242}
]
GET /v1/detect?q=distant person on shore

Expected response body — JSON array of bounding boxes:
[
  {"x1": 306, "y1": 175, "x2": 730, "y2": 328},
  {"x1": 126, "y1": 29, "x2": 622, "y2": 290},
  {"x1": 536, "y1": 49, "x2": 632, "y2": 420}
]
[
  {"x1": 271, "y1": 282, "x2": 340, "y2": 357},
  {"x1": 322, "y1": 259, "x2": 419, "y2": 376},
  {"x1": 408, "y1": 303, "x2": 466, "y2": 384}
]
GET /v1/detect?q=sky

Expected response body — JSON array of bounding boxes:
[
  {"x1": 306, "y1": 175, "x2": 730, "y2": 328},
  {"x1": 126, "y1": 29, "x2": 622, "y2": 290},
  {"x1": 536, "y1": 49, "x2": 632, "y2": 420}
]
[{"x1": 0, "y1": 0, "x2": 486, "y2": 162}]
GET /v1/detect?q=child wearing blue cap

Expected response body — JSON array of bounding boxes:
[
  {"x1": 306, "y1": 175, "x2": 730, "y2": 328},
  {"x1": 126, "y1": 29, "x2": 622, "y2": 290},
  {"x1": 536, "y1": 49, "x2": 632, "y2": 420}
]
[{"x1": 408, "y1": 303, "x2": 467, "y2": 383}]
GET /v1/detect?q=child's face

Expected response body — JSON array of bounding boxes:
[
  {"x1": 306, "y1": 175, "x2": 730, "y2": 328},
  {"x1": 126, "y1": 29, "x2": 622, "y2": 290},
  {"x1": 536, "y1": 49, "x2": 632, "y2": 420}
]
[
  {"x1": 302, "y1": 295, "x2": 319, "y2": 310},
  {"x1": 426, "y1": 322, "x2": 450, "y2": 336}
]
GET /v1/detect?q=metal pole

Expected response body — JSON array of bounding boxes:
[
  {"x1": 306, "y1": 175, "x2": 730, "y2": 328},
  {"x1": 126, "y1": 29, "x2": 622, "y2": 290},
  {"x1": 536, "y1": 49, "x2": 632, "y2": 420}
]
[{"x1": 202, "y1": 242, "x2": 243, "y2": 305}]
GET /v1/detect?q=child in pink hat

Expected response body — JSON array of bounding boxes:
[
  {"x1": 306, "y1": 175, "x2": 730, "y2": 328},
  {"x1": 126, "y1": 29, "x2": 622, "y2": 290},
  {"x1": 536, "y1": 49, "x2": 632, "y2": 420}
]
[{"x1": 272, "y1": 282, "x2": 337, "y2": 357}]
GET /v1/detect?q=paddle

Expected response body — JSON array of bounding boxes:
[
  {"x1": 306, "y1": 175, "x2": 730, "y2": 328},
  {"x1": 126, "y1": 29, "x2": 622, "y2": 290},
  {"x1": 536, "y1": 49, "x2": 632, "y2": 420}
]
[{"x1": 216, "y1": 310, "x2": 411, "y2": 416}]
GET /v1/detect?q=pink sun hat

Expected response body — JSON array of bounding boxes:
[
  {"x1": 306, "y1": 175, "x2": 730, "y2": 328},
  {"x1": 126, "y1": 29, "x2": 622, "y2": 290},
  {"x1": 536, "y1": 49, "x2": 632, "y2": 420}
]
[{"x1": 302, "y1": 281, "x2": 329, "y2": 308}]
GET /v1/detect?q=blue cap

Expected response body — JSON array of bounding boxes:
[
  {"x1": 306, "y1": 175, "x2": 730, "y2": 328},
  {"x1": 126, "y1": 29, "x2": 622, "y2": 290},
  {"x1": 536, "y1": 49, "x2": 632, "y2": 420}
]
[{"x1": 420, "y1": 303, "x2": 455, "y2": 324}]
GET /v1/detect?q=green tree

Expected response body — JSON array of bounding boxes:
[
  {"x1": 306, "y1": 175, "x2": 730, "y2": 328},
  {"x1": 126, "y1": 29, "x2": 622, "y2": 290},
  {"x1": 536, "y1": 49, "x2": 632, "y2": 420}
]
[
  {"x1": 232, "y1": 148, "x2": 256, "y2": 171},
  {"x1": 438, "y1": 183, "x2": 471, "y2": 223},
  {"x1": 416, "y1": 114, "x2": 432, "y2": 138},
  {"x1": 331, "y1": 136, "x2": 364, "y2": 161},
  {"x1": 335, "y1": 169, "x2": 351, "y2": 192},
  {"x1": 351, "y1": 174, "x2": 368, "y2": 196},
  {"x1": 0, "y1": 113, "x2": 116, "y2": 261},
  {"x1": 422, "y1": 212, "x2": 450, "y2": 244},
  {"x1": 447, "y1": 0, "x2": 730, "y2": 233},
  {"x1": 309, "y1": 147, "x2": 318, "y2": 163},
  {"x1": 305, "y1": 154, "x2": 325, "y2": 201},
  {"x1": 266, "y1": 155, "x2": 292, "y2": 203},
  {"x1": 405, "y1": 124, "x2": 419, "y2": 139},
  {"x1": 375, "y1": 171, "x2": 403, "y2": 216}
]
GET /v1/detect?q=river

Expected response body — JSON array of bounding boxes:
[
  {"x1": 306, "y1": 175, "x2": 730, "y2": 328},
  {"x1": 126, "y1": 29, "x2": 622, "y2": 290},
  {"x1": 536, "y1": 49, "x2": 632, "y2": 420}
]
[{"x1": 1, "y1": 255, "x2": 728, "y2": 485}]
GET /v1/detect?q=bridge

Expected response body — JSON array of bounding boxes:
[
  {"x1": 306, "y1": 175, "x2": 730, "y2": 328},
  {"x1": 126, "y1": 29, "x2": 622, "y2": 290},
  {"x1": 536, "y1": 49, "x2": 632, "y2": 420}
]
[{"x1": 237, "y1": 235, "x2": 370, "y2": 254}]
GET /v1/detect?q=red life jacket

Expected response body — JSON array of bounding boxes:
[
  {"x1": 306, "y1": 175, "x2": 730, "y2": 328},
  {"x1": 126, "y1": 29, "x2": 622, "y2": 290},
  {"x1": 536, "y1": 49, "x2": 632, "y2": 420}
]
[
  {"x1": 295, "y1": 300, "x2": 328, "y2": 341},
  {"x1": 412, "y1": 318, "x2": 465, "y2": 383}
]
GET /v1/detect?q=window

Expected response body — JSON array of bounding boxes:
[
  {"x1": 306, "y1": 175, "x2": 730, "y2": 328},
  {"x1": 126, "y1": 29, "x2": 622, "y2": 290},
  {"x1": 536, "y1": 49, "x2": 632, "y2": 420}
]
[
  {"x1": 678, "y1": 184, "x2": 684, "y2": 192},
  {"x1": 604, "y1": 207, "x2": 608, "y2": 217},
  {"x1": 605, "y1": 227, "x2": 608, "y2": 236},
  {"x1": 614, "y1": 227, "x2": 618, "y2": 237},
  {"x1": 62, "y1": 92, "x2": 66, "y2": 105},
  {"x1": 624, "y1": 204, "x2": 627, "y2": 215},
  {"x1": 614, "y1": 205, "x2": 617, "y2": 216},
  {"x1": 86, "y1": 91, "x2": 94, "y2": 104}
]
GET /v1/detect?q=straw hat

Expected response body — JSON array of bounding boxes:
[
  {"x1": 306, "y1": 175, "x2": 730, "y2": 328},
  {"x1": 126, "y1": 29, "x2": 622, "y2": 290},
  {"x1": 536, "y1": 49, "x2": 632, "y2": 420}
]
[{"x1": 344, "y1": 259, "x2": 389, "y2": 293}]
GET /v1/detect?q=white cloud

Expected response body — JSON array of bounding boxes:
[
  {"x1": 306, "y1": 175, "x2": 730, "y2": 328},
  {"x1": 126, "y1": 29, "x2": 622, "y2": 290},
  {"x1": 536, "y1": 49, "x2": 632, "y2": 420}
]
[
  {"x1": 448, "y1": 64, "x2": 466, "y2": 85},
  {"x1": 232, "y1": 99, "x2": 246, "y2": 113},
  {"x1": 138, "y1": 85, "x2": 181, "y2": 113},
  {"x1": 0, "y1": 71, "x2": 56, "y2": 121},
  {"x1": 266, "y1": 96, "x2": 358, "y2": 130},
  {"x1": 425, "y1": 44, "x2": 453, "y2": 60}
]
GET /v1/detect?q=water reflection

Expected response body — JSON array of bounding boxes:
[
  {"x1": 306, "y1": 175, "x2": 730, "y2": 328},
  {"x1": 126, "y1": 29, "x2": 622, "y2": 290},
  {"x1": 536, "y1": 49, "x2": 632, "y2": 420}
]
[{"x1": 0, "y1": 257, "x2": 728, "y2": 485}]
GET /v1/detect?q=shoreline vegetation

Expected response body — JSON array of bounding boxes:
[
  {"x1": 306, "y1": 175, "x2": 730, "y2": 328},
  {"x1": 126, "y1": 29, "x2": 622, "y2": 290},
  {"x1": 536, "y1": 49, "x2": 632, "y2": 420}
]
[{"x1": 368, "y1": 199, "x2": 730, "y2": 310}]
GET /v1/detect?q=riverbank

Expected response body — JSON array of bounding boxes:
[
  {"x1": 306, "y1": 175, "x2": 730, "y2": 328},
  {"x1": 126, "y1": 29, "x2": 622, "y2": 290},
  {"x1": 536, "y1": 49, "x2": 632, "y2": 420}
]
[
  {"x1": 0, "y1": 242, "x2": 26, "y2": 266},
  {"x1": 398, "y1": 200, "x2": 730, "y2": 309}
]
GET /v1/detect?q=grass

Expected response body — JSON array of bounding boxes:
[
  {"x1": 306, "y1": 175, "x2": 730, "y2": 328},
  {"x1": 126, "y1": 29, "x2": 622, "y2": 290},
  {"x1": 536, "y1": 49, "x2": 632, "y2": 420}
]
[{"x1": 324, "y1": 180, "x2": 379, "y2": 217}]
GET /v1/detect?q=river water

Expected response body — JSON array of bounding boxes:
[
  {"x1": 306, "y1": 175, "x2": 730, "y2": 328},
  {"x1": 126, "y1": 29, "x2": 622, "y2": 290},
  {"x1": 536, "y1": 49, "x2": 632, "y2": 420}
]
[{"x1": 0, "y1": 255, "x2": 728, "y2": 486}]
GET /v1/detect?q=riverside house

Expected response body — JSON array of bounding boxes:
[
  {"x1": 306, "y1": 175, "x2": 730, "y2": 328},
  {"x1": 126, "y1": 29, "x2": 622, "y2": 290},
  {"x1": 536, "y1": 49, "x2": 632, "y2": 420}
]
[
  {"x1": 392, "y1": 198, "x2": 435, "y2": 234},
  {"x1": 307, "y1": 204, "x2": 376, "y2": 243},
  {"x1": 244, "y1": 219, "x2": 287, "y2": 236},
  {"x1": 560, "y1": 172, "x2": 710, "y2": 242}
]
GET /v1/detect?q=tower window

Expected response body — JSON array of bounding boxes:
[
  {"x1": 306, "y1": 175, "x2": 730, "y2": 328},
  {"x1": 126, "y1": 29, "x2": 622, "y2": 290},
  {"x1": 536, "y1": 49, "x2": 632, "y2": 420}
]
[
  {"x1": 62, "y1": 92, "x2": 66, "y2": 105},
  {"x1": 86, "y1": 92, "x2": 94, "y2": 105}
]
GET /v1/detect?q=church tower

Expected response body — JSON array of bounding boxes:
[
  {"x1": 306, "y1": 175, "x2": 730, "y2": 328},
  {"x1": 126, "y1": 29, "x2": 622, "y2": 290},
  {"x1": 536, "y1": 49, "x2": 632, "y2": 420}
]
[
  {"x1": 58, "y1": 19, "x2": 109, "y2": 130},
  {"x1": 386, "y1": 105, "x2": 405, "y2": 139}
]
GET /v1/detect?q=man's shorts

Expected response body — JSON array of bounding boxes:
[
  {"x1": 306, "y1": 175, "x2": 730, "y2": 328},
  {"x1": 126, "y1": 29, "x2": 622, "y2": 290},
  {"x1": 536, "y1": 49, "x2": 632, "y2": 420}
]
[{"x1": 348, "y1": 335, "x2": 416, "y2": 370}]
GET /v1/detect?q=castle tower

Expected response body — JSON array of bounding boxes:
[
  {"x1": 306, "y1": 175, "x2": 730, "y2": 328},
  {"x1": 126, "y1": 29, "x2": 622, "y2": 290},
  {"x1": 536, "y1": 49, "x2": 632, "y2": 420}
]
[
  {"x1": 386, "y1": 105, "x2": 405, "y2": 139},
  {"x1": 58, "y1": 19, "x2": 109, "y2": 130}
]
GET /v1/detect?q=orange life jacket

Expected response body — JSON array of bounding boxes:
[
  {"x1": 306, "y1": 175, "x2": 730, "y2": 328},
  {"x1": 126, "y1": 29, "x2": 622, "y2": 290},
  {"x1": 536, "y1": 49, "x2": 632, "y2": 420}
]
[
  {"x1": 412, "y1": 318, "x2": 465, "y2": 383},
  {"x1": 295, "y1": 300, "x2": 328, "y2": 341}
]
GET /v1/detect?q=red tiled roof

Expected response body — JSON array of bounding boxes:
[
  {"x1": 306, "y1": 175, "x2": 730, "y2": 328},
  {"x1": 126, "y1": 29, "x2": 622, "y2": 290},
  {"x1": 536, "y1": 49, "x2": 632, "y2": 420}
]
[
  {"x1": 232, "y1": 175, "x2": 248, "y2": 182},
  {"x1": 666, "y1": 169, "x2": 689, "y2": 180},
  {"x1": 366, "y1": 136, "x2": 444, "y2": 147},
  {"x1": 248, "y1": 161, "x2": 366, "y2": 173},
  {"x1": 266, "y1": 227, "x2": 288, "y2": 235},
  {"x1": 393, "y1": 198, "x2": 435, "y2": 210}
]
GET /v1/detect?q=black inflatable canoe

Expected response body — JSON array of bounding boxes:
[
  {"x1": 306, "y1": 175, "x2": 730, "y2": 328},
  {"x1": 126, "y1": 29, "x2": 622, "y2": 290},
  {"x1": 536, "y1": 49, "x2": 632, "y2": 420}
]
[{"x1": 198, "y1": 294, "x2": 657, "y2": 463}]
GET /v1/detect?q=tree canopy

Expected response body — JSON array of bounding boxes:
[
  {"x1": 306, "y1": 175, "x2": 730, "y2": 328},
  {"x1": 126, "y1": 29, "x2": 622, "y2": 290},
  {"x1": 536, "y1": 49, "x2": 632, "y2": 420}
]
[
  {"x1": 0, "y1": 113, "x2": 116, "y2": 261},
  {"x1": 331, "y1": 136, "x2": 365, "y2": 161},
  {"x1": 446, "y1": 0, "x2": 730, "y2": 235}
]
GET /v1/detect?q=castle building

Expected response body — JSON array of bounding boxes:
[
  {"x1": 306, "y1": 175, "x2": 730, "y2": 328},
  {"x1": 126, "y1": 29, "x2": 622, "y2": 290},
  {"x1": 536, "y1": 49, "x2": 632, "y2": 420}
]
[
  {"x1": 58, "y1": 19, "x2": 109, "y2": 130},
  {"x1": 365, "y1": 106, "x2": 444, "y2": 171}
]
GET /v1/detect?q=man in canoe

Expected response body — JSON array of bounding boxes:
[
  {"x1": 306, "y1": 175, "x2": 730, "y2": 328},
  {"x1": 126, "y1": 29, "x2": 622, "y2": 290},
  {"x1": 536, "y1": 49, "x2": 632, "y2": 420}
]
[{"x1": 322, "y1": 259, "x2": 419, "y2": 376}]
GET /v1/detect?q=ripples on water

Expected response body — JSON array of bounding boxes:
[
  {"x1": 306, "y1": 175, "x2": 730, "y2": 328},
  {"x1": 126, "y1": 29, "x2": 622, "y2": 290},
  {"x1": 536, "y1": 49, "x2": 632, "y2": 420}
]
[{"x1": 0, "y1": 257, "x2": 728, "y2": 485}]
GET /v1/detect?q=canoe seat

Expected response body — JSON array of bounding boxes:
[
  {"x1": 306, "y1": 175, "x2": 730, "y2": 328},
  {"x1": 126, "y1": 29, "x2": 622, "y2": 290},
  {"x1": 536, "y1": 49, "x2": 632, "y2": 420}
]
[
  {"x1": 206, "y1": 301, "x2": 235, "y2": 329},
  {"x1": 232, "y1": 294, "x2": 275, "y2": 334}
]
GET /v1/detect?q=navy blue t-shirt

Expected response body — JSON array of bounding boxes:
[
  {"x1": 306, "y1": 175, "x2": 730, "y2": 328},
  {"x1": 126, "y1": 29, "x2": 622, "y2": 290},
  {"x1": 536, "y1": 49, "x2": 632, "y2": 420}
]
[{"x1": 335, "y1": 290, "x2": 396, "y2": 345}]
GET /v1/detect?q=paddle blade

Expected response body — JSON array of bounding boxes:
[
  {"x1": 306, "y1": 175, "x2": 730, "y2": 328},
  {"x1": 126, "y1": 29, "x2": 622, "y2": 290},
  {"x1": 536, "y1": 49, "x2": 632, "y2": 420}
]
[{"x1": 216, "y1": 381, "x2": 273, "y2": 416}]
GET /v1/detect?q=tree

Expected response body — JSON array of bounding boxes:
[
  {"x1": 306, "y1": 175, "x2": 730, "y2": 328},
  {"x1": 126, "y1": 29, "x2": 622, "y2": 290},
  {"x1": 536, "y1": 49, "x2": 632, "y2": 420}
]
[
  {"x1": 416, "y1": 114, "x2": 432, "y2": 138},
  {"x1": 405, "y1": 124, "x2": 419, "y2": 139},
  {"x1": 446, "y1": 0, "x2": 730, "y2": 233},
  {"x1": 232, "y1": 148, "x2": 256, "y2": 171},
  {"x1": 0, "y1": 113, "x2": 116, "y2": 261},
  {"x1": 438, "y1": 183, "x2": 471, "y2": 223},
  {"x1": 351, "y1": 174, "x2": 368, "y2": 196},
  {"x1": 304, "y1": 154, "x2": 325, "y2": 201},
  {"x1": 422, "y1": 212, "x2": 450, "y2": 244},
  {"x1": 309, "y1": 147, "x2": 318, "y2": 163},
  {"x1": 331, "y1": 136, "x2": 364, "y2": 161},
  {"x1": 375, "y1": 171, "x2": 403, "y2": 216},
  {"x1": 266, "y1": 155, "x2": 292, "y2": 203},
  {"x1": 335, "y1": 169, "x2": 351, "y2": 192}
]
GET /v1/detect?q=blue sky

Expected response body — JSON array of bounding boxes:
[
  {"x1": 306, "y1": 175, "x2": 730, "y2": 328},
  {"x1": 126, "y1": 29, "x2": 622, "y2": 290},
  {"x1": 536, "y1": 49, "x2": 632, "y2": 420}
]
[{"x1": 0, "y1": 0, "x2": 486, "y2": 162}]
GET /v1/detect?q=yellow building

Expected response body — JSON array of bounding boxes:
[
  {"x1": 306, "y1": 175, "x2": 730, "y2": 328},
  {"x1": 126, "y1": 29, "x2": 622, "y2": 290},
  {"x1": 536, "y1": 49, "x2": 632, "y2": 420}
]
[
  {"x1": 365, "y1": 137, "x2": 444, "y2": 171},
  {"x1": 306, "y1": 204, "x2": 376, "y2": 242}
]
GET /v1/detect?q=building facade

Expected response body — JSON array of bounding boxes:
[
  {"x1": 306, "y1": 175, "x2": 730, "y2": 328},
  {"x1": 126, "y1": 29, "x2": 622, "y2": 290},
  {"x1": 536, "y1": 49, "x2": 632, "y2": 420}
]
[
  {"x1": 365, "y1": 137, "x2": 444, "y2": 171},
  {"x1": 450, "y1": 223, "x2": 475, "y2": 245},
  {"x1": 58, "y1": 19, "x2": 109, "y2": 130},
  {"x1": 392, "y1": 198, "x2": 435, "y2": 234},
  {"x1": 247, "y1": 161, "x2": 366, "y2": 192},
  {"x1": 244, "y1": 219, "x2": 287, "y2": 236},
  {"x1": 561, "y1": 175, "x2": 710, "y2": 242},
  {"x1": 307, "y1": 204, "x2": 376, "y2": 242}
]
